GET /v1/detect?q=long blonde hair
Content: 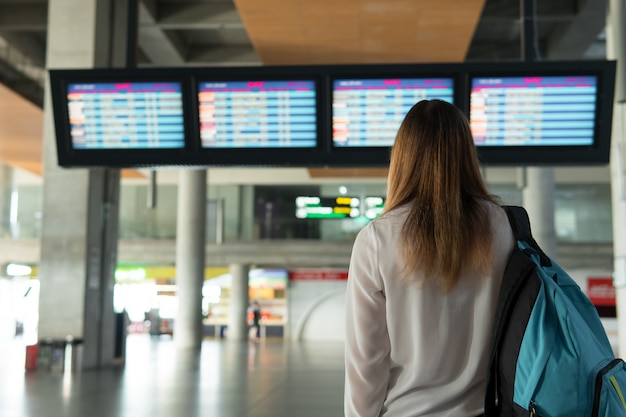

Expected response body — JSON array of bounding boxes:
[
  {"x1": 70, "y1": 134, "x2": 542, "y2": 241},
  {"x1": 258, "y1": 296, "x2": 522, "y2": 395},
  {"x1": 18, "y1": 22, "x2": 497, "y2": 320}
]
[{"x1": 384, "y1": 100, "x2": 498, "y2": 292}]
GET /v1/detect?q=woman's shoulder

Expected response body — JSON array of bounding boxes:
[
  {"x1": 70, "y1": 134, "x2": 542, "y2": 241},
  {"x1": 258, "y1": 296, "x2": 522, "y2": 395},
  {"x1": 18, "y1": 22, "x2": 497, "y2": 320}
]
[
  {"x1": 482, "y1": 201, "x2": 516, "y2": 249},
  {"x1": 482, "y1": 200, "x2": 509, "y2": 223},
  {"x1": 476, "y1": 199, "x2": 502, "y2": 216}
]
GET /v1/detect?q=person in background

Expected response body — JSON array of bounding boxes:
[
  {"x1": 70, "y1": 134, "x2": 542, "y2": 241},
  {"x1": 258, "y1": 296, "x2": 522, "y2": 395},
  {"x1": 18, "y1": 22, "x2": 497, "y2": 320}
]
[
  {"x1": 248, "y1": 300, "x2": 261, "y2": 342},
  {"x1": 344, "y1": 100, "x2": 515, "y2": 417}
]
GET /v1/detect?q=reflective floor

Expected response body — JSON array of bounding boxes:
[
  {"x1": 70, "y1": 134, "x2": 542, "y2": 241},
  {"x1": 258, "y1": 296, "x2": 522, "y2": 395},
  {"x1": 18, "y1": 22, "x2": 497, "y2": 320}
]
[{"x1": 0, "y1": 335, "x2": 345, "y2": 417}]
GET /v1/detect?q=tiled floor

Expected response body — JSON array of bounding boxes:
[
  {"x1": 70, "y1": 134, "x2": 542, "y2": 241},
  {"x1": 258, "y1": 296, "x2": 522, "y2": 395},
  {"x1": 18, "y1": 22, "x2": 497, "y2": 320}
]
[{"x1": 0, "y1": 334, "x2": 345, "y2": 417}]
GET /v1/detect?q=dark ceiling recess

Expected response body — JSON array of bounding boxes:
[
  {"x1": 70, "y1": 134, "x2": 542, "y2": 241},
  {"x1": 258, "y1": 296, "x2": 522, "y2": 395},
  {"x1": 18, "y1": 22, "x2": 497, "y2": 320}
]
[
  {"x1": 0, "y1": 56, "x2": 43, "y2": 108},
  {"x1": 467, "y1": 0, "x2": 607, "y2": 61}
]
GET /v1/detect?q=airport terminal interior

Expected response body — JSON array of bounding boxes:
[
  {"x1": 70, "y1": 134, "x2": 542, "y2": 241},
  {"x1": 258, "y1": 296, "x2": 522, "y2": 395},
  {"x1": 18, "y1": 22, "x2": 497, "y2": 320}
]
[{"x1": 0, "y1": 0, "x2": 622, "y2": 416}]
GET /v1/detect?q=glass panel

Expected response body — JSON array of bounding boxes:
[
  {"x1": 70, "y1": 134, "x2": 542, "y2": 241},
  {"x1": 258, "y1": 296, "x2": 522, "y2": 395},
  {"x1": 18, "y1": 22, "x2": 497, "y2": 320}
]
[
  {"x1": 15, "y1": 185, "x2": 42, "y2": 239},
  {"x1": 555, "y1": 184, "x2": 612, "y2": 243},
  {"x1": 119, "y1": 184, "x2": 177, "y2": 239},
  {"x1": 115, "y1": 182, "x2": 613, "y2": 243}
]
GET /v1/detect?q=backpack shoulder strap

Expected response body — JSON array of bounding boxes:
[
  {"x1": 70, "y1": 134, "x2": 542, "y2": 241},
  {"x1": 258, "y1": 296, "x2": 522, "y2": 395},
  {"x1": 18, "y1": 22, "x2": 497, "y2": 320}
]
[
  {"x1": 485, "y1": 206, "x2": 546, "y2": 416},
  {"x1": 503, "y1": 205, "x2": 532, "y2": 242},
  {"x1": 503, "y1": 205, "x2": 551, "y2": 266}
]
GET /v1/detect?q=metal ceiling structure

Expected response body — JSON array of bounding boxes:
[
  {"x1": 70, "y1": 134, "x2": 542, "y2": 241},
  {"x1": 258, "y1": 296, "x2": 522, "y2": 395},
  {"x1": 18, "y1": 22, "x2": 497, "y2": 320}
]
[{"x1": 0, "y1": 0, "x2": 609, "y2": 175}]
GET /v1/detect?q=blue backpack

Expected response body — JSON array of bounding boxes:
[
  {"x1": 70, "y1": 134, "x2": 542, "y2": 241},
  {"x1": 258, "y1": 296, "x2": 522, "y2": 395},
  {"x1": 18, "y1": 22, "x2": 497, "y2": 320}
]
[{"x1": 485, "y1": 206, "x2": 626, "y2": 417}]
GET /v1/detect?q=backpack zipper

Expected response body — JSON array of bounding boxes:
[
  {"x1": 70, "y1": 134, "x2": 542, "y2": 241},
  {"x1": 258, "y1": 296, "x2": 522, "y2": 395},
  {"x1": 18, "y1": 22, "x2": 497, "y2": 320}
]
[
  {"x1": 592, "y1": 358, "x2": 624, "y2": 417},
  {"x1": 529, "y1": 401, "x2": 537, "y2": 417}
]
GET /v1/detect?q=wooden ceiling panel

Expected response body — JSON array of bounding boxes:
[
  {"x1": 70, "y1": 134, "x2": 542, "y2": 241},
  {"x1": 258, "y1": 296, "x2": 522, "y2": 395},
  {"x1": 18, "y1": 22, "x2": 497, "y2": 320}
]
[
  {"x1": 300, "y1": 16, "x2": 359, "y2": 42},
  {"x1": 308, "y1": 167, "x2": 389, "y2": 178},
  {"x1": 235, "y1": 0, "x2": 486, "y2": 65},
  {"x1": 0, "y1": 83, "x2": 43, "y2": 175}
]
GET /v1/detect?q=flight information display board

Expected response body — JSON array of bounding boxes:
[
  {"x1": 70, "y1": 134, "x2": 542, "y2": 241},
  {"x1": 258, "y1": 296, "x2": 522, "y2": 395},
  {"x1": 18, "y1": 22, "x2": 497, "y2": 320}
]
[
  {"x1": 49, "y1": 61, "x2": 615, "y2": 167},
  {"x1": 295, "y1": 196, "x2": 360, "y2": 219},
  {"x1": 332, "y1": 78, "x2": 454, "y2": 147},
  {"x1": 66, "y1": 81, "x2": 185, "y2": 149},
  {"x1": 470, "y1": 75, "x2": 598, "y2": 146},
  {"x1": 197, "y1": 80, "x2": 317, "y2": 148}
]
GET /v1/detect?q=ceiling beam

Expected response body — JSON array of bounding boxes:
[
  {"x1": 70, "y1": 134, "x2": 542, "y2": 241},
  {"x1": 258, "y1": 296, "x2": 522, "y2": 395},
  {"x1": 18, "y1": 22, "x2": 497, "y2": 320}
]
[
  {"x1": 0, "y1": 5, "x2": 47, "y2": 31},
  {"x1": 545, "y1": 0, "x2": 607, "y2": 59},
  {"x1": 0, "y1": 32, "x2": 46, "y2": 68},
  {"x1": 140, "y1": 0, "x2": 158, "y2": 19},
  {"x1": 156, "y1": 3, "x2": 244, "y2": 30},
  {"x1": 138, "y1": 27, "x2": 187, "y2": 64},
  {"x1": 138, "y1": 0, "x2": 186, "y2": 65},
  {"x1": 0, "y1": 56, "x2": 43, "y2": 107}
]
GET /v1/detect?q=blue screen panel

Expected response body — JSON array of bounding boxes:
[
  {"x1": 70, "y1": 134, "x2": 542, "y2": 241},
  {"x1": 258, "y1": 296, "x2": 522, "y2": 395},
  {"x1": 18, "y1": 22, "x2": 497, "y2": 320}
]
[
  {"x1": 67, "y1": 82, "x2": 185, "y2": 150},
  {"x1": 332, "y1": 78, "x2": 454, "y2": 147},
  {"x1": 197, "y1": 80, "x2": 317, "y2": 148},
  {"x1": 470, "y1": 75, "x2": 598, "y2": 146}
]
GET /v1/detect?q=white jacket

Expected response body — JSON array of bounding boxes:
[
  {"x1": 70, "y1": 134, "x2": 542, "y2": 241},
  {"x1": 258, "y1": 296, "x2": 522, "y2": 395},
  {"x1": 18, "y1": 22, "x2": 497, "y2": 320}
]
[{"x1": 344, "y1": 202, "x2": 515, "y2": 417}]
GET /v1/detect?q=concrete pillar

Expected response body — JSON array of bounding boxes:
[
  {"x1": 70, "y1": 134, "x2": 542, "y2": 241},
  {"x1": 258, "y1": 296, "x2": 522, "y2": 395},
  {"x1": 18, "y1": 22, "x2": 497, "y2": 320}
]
[
  {"x1": 174, "y1": 169, "x2": 207, "y2": 349},
  {"x1": 239, "y1": 185, "x2": 255, "y2": 240},
  {"x1": 607, "y1": 0, "x2": 626, "y2": 356},
  {"x1": 38, "y1": 0, "x2": 124, "y2": 369},
  {"x1": 228, "y1": 263, "x2": 250, "y2": 341},
  {"x1": 522, "y1": 167, "x2": 558, "y2": 259}
]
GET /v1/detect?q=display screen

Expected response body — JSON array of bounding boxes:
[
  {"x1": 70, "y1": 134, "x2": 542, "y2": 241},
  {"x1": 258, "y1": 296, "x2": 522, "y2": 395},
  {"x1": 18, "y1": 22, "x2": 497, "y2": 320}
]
[
  {"x1": 332, "y1": 78, "x2": 454, "y2": 147},
  {"x1": 470, "y1": 75, "x2": 598, "y2": 146},
  {"x1": 66, "y1": 81, "x2": 185, "y2": 149},
  {"x1": 295, "y1": 196, "x2": 360, "y2": 219},
  {"x1": 197, "y1": 80, "x2": 317, "y2": 148}
]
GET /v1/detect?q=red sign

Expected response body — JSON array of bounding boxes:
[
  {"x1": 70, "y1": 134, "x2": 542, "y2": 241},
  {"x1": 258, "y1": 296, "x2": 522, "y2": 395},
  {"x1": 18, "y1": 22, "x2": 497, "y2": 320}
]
[
  {"x1": 587, "y1": 277, "x2": 616, "y2": 307},
  {"x1": 289, "y1": 270, "x2": 348, "y2": 281}
]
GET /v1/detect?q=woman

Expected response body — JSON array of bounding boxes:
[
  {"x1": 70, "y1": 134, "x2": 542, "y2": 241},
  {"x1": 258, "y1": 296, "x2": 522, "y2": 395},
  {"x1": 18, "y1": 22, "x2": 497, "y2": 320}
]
[{"x1": 344, "y1": 100, "x2": 514, "y2": 417}]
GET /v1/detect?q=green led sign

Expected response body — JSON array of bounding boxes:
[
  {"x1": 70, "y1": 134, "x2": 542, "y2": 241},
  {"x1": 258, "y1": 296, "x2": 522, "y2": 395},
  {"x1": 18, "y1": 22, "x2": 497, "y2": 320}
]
[{"x1": 295, "y1": 196, "x2": 360, "y2": 219}]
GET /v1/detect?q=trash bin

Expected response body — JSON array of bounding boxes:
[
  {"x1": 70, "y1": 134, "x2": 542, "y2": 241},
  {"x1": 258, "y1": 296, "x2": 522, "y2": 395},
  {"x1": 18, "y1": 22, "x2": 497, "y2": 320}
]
[
  {"x1": 114, "y1": 311, "x2": 129, "y2": 366},
  {"x1": 25, "y1": 344, "x2": 38, "y2": 371},
  {"x1": 33, "y1": 337, "x2": 83, "y2": 373}
]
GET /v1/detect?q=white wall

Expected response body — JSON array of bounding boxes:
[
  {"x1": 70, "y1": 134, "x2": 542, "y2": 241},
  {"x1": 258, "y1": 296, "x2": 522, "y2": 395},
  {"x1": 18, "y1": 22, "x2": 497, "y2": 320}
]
[{"x1": 287, "y1": 280, "x2": 346, "y2": 341}]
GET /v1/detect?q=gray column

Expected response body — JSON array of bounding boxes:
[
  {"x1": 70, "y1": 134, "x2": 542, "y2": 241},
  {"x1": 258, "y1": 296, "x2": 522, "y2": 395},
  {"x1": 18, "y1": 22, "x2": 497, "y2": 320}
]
[
  {"x1": 84, "y1": 168, "x2": 120, "y2": 367},
  {"x1": 38, "y1": 0, "x2": 123, "y2": 369},
  {"x1": 174, "y1": 169, "x2": 207, "y2": 349},
  {"x1": 607, "y1": 0, "x2": 626, "y2": 356},
  {"x1": 228, "y1": 263, "x2": 250, "y2": 341},
  {"x1": 522, "y1": 167, "x2": 558, "y2": 259},
  {"x1": 239, "y1": 185, "x2": 255, "y2": 240}
]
